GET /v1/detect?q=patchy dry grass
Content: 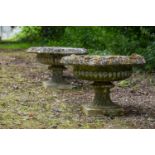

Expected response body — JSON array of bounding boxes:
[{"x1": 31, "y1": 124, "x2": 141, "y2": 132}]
[{"x1": 0, "y1": 50, "x2": 155, "y2": 128}]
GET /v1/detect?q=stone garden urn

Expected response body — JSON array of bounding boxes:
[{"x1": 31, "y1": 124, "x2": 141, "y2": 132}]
[
  {"x1": 61, "y1": 54, "x2": 145, "y2": 116},
  {"x1": 27, "y1": 47, "x2": 87, "y2": 88}
]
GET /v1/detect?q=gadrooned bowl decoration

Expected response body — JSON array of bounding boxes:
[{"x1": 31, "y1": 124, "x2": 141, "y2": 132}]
[
  {"x1": 61, "y1": 54, "x2": 146, "y2": 116},
  {"x1": 27, "y1": 47, "x2": 87, "y2": 89}
]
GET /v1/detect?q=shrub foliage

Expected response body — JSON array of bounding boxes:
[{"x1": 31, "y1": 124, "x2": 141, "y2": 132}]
[{"x1": 16, "y1": 26, "x2": 155, "y2": 71}]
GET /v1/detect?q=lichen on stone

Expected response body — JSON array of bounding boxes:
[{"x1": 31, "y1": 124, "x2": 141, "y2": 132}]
[
  {"x1": 27, "y1": 47, "x2": 87, "y2": 55},
  {"x1": 61, "y1": 54, "x2": 146, "y2": 66}
]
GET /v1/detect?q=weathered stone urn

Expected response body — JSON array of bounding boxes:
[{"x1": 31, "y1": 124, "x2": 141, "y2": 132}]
[
  {"x1": 61, "y1": 54, "x2": 145, "y2": 116},
  {"x1": 27, "y1": 47, "x2": 87, "y2": 88}
]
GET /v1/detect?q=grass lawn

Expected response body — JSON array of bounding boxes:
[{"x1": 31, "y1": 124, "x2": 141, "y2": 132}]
[
  {"x1": 0, "y1": 41, "x2": 33, "y2": 50},
  {"x1": 0, "y1": 49, "x2": 155, "y2": 128},
  {"x1": 0, "y1": 40, "x2": 53, "y2": 50}
]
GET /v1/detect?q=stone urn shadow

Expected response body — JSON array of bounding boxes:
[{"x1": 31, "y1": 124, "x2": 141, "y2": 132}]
[
  {"x1": 27, "y1": 47, "x2": 87, "y2": 89},
  {"x1": 61, "y1": 54, "x2": 145, "y2": 117}
]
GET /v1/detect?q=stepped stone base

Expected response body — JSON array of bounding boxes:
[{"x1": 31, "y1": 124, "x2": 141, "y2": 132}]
[
  {"x1": 43, "y1": 80, "x2": 73, "y2": 90},
  {"x1": 82, "y1": 104, "x2": 124, "y2": 117}
]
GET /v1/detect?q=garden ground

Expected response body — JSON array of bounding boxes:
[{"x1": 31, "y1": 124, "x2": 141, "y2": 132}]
[{"x1": 0, "y1": 50, "x2": 155, "y2": 128}]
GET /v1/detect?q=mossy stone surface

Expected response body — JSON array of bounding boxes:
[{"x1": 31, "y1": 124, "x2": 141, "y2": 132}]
[
  {"x1": 27, "y1": 47, "x2": 87, "y2": 88},
  {"x1": 82, "y1": 105, "x2": 124, "y2": 117},
  {"x1": 61, "y1": 54, "x2": 146, "y2": 117},
  {"x1": 61, "y1": 54, "x2": 145, "y2": 66},
  {"x1": 27, "y1": 47, "x2": 87, "y2": 55}
]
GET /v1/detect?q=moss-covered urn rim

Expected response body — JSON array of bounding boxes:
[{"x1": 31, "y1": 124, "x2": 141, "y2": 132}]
[
  {"x1": 27, "y1": 47, "x2": 87, "y2": 55},
  {"x1": 61, "y1": 54, "x2": 145, "y2": 66}
]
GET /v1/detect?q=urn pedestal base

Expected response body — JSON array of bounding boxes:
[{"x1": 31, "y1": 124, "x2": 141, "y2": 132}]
[
  {"x1": 82, "y1": 82, "x2": 124, "y2": 117},
  {"x1": 43, "y1": 80, "x2": 73, "y2": 89},
  {"x1": 43, "y1": 65, "x2": 72, "y2": 89},
  {"x1": 82, "y1": 104, "x2": 124, "y2": 117}
]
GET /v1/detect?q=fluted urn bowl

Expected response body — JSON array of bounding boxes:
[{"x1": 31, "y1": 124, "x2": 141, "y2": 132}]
[
  {"x1": 61, "y1": 54, "x2": 145, "y2": 116},
  {"x1": 27, "y1": 47, "x2": 87, "y2": 89}
]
